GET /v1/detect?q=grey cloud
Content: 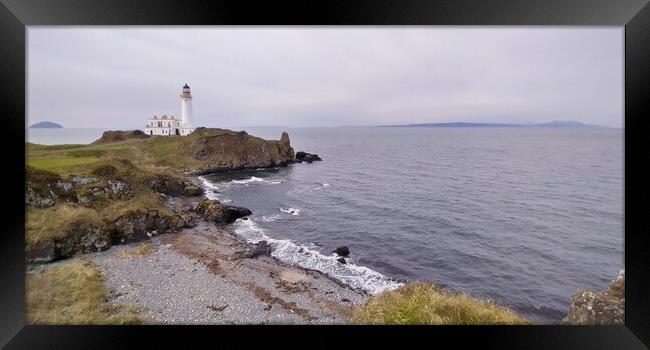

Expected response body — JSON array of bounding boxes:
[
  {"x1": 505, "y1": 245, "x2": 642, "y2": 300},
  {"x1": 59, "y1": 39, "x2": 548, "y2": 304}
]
[{"x1": 28, "y1": 27, "x2": 623, "y2": 128}]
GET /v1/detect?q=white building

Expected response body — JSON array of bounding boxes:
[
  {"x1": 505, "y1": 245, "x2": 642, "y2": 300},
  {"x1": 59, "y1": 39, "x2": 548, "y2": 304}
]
[{"x1": 144, "y1": 84, "x2": 196, "y2": 136}]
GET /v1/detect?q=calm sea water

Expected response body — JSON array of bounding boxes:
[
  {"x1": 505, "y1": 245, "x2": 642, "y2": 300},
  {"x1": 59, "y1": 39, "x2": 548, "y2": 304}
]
[
  {"x1": 27, "y1": 128, "x2": 110, "y2": 145},
  {"x1": 30, "y1": 127, "x2": 624, "y2": 324}
]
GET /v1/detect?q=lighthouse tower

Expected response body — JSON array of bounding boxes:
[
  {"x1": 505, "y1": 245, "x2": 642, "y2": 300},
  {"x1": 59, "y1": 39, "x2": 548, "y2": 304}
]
[{"x1": 180, "y1": 83, "x2": 193, "y2": 129}]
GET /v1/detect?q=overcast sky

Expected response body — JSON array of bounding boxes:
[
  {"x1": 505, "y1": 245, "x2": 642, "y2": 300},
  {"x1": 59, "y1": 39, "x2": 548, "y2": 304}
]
[{"x1": 28, "y1": 27, "x2": 623, "y2": 128}]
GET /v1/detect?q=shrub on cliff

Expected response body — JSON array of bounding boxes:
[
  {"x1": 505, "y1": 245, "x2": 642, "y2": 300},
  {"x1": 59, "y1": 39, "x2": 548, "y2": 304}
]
[{"x1": 352, "y1": 282, "x2": 530, "y2": 325}]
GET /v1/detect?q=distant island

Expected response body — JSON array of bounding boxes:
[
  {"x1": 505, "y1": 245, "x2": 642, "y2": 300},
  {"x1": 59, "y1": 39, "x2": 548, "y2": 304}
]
[
  {"x1": 30, "y1": 121, "x2": 63, "y2": 129},
  {"x1": 379, "y1": 121, "x2": 596, "y2": 128}
]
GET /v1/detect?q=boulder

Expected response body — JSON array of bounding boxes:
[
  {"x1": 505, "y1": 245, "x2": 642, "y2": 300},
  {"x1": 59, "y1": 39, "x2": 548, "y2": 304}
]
[
  {"x1": 337, "y1": 257, "x2": 347, "y2": 264},
  {"x1": 333, "y1": 246, "x2": 350, "y2": 257},
  {"x1": 295, "y1": 151, "x2": 322, "y2": 163},
  {"x1": 107, "y1": 209, "x2": 174, "y2": 243},
  {"x1": 234, "y1": 240, "x2": 273, "y2": 259},
  {"x1": 194, "y1": 198, "x2": 252, "y2": 224},
  {"x1": 222, "y1": 206, "x2": 253, "y2": 224}
]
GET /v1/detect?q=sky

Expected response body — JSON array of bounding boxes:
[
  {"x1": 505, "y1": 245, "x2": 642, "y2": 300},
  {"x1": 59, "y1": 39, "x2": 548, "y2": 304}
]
[{"x1": 28, "y1": 27, "x2": 623, "y2": 129}]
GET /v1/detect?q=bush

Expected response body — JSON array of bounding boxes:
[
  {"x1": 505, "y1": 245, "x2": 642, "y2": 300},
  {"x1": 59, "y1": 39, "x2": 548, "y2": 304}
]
[
  {"x1": 352, "y1": 282, "x2": 531, "y2": 325},
  {"x1": 26, "y1": 259, "x2": 143, "y2": 324}
]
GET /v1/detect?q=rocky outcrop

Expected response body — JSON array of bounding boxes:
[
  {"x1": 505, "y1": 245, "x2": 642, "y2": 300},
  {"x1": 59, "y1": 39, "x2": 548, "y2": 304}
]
[
  {"x1": 562, "y1": 270, "x2": 625, "y2": 325},
  {"x1": 26, "y1": 208, "x2": 192, "y2": 264},
  {"x1": 147, "y1": 174, "x2": 203, "y2": 197},
  {"x1": 194, "y1": 198, "x2": 252, "y2": 224},
  {"x1": 26, "y1": 222, "x2": 110, "y2": 264},
  {"x1": 25, "y1": 166, "x2": 62, "y2": 208},
  {"x1": 26, "y1": 165, "x2": 135, "y2": 208},
  {"x1": 333, "y1": 246, "x2": 350, "y2": 257},
  {"x1": 291, "y1": 151, "x2": 322, "y2": 163},
  {"x1": 186, "y1": 128, "x2": 295, "y2": 174},
  {"x1": 233, "y1": 240, "x2": 273, "y2": 260}
]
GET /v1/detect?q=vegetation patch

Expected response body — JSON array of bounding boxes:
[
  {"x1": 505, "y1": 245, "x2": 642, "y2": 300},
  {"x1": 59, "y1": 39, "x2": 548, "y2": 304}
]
[
  {"x1": 26, "y1": 259, "x2": 143, "y2": 324},
  {"x1": 352, "y1": 282, "x2": 531, "y2": 325},
  {"x1": 27, "y1": 204, "x2": 104, "y2": 246},
  {"x1": 27, "y1": 156, "x2": 100, "y2": 173},
  {"x1": 91, "y1": 130, "x2": 149, "y2": 145}
]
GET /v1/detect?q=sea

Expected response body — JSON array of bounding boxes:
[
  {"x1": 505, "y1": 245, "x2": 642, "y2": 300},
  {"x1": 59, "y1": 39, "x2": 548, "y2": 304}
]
[{"x1": 28, "y1": 126, "x2": 624, "y2": 324}]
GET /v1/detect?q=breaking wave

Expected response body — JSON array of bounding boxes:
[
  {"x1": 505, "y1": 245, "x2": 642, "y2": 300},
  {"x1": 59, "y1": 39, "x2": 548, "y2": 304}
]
[
  {"x1": 233, "y1": 218, "x2": 404, "y2": 295},
  {"x1": 280, "y1": 207, "x2": 301, "y2": 216}
]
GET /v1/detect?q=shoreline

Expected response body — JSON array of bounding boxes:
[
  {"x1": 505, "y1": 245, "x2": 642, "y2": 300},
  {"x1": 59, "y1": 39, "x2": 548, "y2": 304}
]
[{"x1": 89, "y1": 215, "x2": 370, "y2": 324}]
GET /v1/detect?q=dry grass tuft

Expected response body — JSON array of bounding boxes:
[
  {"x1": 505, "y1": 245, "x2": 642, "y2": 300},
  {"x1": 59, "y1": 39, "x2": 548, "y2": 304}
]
[
  {"x1": 352, "y1": 282, "x2": 531, "y2": 325},
  {"x1": 26, "y1": 204, "x2": 104, "y2": 246},
  {"x1": 26, "y1": 259, "x2": 143, "y2": 324}
]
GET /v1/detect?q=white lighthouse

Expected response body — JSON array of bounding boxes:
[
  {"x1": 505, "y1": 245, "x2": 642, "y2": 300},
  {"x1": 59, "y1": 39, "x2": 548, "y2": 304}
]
[
  {"x1": 144, "y1": 83, "x2": 197, "y2": 136},
  {"x1": 180, "y1": 83, "x2": 193, "y2": 129}
]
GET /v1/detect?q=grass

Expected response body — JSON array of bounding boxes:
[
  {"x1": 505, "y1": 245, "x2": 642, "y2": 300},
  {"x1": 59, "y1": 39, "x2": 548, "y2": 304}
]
[
  {"x1": 26, "y1": 259, "x2": 143, "y2": 324},
  {"x1": 27, "y1": 156, "x2": 101, "y2": 173},
  {"x1": 26, "y1": 204, "x2": 105, "y2": 246},
  {"x1": 352, "y1": 282, "x2": 531, "y2": 325}
]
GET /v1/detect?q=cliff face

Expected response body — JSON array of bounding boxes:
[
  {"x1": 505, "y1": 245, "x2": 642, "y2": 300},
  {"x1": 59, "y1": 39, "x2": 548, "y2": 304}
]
[
  {"x1": 187, "y1": 128, "x2": 294, "y2": 174},
  {"x1": 25, "y1": 128, "x2": 295, "y2": 263},
  {"x1": 562, "y1": 270, "x2": 625, "y2": 325},
  {"x1": 140, "y1": 128, "x2": 295, "y2": 174}
]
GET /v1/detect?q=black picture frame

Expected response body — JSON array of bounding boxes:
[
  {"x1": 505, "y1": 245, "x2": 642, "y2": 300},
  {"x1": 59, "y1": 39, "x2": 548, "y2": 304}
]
[{"x1": 2, "y1": 0, "x2": 649, "y2": 348}]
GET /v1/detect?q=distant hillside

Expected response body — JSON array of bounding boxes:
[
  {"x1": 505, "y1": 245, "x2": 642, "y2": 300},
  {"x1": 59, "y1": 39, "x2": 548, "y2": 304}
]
[
  {"x1": 379, "y1": 121, "x2": 596, "y2": 128},
  {"x1": 30, "y1": 121, "x2": 63, "y2": 129}
]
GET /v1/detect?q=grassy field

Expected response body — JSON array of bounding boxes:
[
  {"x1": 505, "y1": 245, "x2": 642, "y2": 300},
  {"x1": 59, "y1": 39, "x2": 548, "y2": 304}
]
[
  {"x1": 352, "y1": 282, "x2": 531, "y2": 325},
  {"x1": 26, "y1": 259, "x2": 143, "y2": 324},
  {"x1": 27, "y1": 156, "x2": 101, "y2": 173}
]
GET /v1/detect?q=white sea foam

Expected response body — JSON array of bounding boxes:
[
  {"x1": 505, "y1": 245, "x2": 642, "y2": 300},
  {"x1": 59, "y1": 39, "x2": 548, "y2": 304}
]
[
  {"x1": 198, "y1": 176, "x2": 221, "y2": 201},
  {"x1": 198, "y1": 176, "x2": 233, "y2": 202},
  {"x1": 233, "y1": 218, "x2": 404, "y2": 295},
  {"x1": 280, "y1": 207, "x2": 301, "y2": 216},
  {"x1": 261, "y1": 214, "x2": 282, "y2": 222},
  {"x1": 231, "y1": 176, "x2": 268, "y2": 184}
]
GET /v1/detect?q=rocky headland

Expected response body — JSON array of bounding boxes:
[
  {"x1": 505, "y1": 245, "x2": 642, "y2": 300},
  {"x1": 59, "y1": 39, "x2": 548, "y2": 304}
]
[{"x1": 26, "y1": 128, "x2": 364, "y2": 324}]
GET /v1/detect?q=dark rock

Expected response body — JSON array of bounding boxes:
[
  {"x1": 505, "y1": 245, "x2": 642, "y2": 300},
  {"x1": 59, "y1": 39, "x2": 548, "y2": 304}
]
[
  {"x1": 337, "y1": 257, "x2": 346, "y2": 264},
  {"x1": 107, "y1": 209, "x2": 174, "y2": 243},
  {"x1": 333, "y1": 246, "x2": 350, "y2": 257},
  {"x1": 295, "y1": 151, "x2": 322, "y2": 163},
  {"x1": 222, "y1": 205, "x2": 252, "y2": 223},
  {"x1": 26, "y1": 222, "x2": 111, "y2": 264},
  {"x1": 341, "y1": 298, "x2": 351, "y2": 303},
  {"x1": 25, "y1": 187, "x2": 56, "y2": 208},
  {"x1": 194, "y1": 198, "x2": 251, "y2": 224},
  {"x1": 147, "y1": 175, "x2": 203, "y2": 197},
  {"x1": 562, "y1": 270, "x2": 625, "y2": 325},
  {"x1": 234, "y1": 240, "x2": 272, "y2": 259},
  {"x1": 207, "y1": 304, "x2": 228, "y2": 312},
  {"x1": 183, "y1": 185, "x2": 203, "y2": 196}
]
